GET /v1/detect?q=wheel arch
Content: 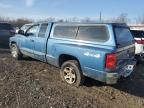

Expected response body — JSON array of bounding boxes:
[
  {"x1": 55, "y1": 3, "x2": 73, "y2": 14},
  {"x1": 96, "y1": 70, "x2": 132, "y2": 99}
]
[
  {"x1": 58, "y1": 54, "x2": 81, "y2": 67},
  {"x1": 10, "y1": 41, "x2": 17, "y2": 46}
]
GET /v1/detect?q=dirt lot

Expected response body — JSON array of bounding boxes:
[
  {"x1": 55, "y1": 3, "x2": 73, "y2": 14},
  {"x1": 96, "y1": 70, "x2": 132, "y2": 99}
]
[{"x1": 0, "y1": 48, "x2": 144, "y2": 108}]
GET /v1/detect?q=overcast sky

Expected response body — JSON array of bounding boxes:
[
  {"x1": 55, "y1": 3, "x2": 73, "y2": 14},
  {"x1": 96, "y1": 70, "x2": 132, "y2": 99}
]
[{"x1": 0, "y1": 0, "x2": 144, "y2": 22}]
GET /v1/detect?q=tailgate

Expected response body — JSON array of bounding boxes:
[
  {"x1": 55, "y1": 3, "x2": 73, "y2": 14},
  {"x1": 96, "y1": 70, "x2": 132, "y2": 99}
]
[
  {"x1": 113, "y1": 25, "x2": 136, "y2": 74},
  {"x1": 116, "y1": 45, "x2": 136, "y2": 77},
  {"x1": 116, "y1": 44, "x2": 135, "y2": 66}
]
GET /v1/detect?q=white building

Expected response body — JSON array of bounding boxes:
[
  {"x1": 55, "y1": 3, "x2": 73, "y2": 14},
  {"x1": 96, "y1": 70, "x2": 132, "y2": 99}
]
[{"x1": 128, "y1": 24, "x2": 144, "y2": 31}]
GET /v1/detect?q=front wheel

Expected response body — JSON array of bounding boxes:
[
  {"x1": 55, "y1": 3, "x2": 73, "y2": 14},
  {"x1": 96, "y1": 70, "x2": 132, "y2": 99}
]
[
  {"x1": 60, "y1": 60, "x2": 84, "y2": 87},
  {"x1": 11, "y1": 44, "x2": 23, "y2": 60}
]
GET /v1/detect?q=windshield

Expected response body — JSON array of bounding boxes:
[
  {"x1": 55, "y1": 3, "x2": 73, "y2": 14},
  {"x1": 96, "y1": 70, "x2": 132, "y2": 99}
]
[
  {"x1": 131, "y1": 30, "x2": 144, "y2": 38},
  {"x1": 114, "y1": 27, "x2": 134, "y2": 45},
  {"x1": 21, "y1": 24, "x2": 32, "y2": 31},
  {"x1": 0, "y1": 23, "x2": 13, "y2": 30}
]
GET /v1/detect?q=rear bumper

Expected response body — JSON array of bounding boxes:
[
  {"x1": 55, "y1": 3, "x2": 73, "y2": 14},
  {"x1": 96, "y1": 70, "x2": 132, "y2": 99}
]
[
  {"x1": 83, "y1": 59, "x2": 137, "y2": 84},
  {"x1": 105, "y1": 60, "x2": 137, "y2": 84},
  {"x1": 106, "y1": 73, "x2": 119, "y2": 84}
]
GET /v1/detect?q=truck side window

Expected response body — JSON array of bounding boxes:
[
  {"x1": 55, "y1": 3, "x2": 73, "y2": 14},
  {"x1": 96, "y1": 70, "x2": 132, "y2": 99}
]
[
  {"x1": 53, "y1": 26, "x2": 77, "y2": 39},
  {"x1": 76, "y1": 26, "x2": 109, "y2": 42},
  {"x1": 38, "y1": 23, "x2": 48, "y2": 37},
  {"x1": 26, "y1": 25, "x2": 39, "y2": 36}
]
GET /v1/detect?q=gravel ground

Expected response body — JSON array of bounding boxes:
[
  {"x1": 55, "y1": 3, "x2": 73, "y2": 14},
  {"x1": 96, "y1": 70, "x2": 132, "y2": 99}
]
[{"x1": 0, "y1": 48, "x2": 144, "y2": 108}]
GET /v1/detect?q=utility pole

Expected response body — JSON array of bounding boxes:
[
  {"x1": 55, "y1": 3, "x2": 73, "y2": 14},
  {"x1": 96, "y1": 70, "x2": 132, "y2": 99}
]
[{"x1": 100, "y1": 12, "x2": 102, "y2": 22}]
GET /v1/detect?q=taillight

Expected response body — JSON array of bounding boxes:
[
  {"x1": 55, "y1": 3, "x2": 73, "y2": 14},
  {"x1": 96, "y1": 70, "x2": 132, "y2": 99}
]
[
  {"x1": 135, "y1": 39, "x2": 144, "y2": 44},
  {"x1": 106, "y1": 53, "x2": 117, "y2": 70}
]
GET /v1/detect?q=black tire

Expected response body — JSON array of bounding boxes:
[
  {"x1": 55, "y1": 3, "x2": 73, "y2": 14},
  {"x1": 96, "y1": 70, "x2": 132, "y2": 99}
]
[
  {"x1": 139, "y1": 54, "x2": 144, "y2": 62},
  {"x1": 135, "y1": 55, "x2": 144, "y2": 65},
  {"x1": 10, "y1": 44, "x2": 23, "y2": 60},
  {"x1": 60, "y1": 60, "x2": 84, "y2": 87}
]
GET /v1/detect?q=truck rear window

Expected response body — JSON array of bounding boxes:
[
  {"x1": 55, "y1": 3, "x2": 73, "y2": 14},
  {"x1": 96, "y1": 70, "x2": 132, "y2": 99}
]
[
  {"x1": 114, "y1": 27, "x2": 134, "y2": 45},
  {"x1": 0, "y1": 23, "x2": 13, "y2": 30},
  {"x1": 76, "y1": 26, "x2": 109, "y2": 42}
]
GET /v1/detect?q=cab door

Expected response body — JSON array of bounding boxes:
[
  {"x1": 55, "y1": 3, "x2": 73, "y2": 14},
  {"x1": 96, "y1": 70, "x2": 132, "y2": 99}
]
[
  {"x1": 22, "y1": 24, "x2": 39, "y2": 58},
  {"x1": 33, "y1": 23, "x2": 49, "y2": 61}
]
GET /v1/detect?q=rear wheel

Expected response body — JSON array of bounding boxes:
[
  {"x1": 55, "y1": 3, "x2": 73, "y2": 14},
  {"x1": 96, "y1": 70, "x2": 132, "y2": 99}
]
[
  {"x1": 11, "y1": 44, "x2": 23, "y2": 60},
  {"x1": 60, "y1": 60, "x2": 84, "y2": 87}
]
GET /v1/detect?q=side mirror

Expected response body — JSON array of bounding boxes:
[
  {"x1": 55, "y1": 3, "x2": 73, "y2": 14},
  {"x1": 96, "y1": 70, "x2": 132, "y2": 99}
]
[
  {"x1": 15, "y1": 27, "x2": 20, "y2": 34},
  {"x1": 18, "y1": 29, "x2": 25, "y2": 35}
]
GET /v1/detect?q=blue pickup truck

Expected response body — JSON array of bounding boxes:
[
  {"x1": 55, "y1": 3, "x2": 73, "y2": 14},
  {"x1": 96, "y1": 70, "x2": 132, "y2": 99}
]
[{"x1": 9, "y1": 22, "x2": 136, "y2": 86}]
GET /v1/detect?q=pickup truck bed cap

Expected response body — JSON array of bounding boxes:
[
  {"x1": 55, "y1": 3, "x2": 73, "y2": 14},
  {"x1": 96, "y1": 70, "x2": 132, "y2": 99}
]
[{"x1": 34, "y1": 21, "x2": 127, "y2": 26}]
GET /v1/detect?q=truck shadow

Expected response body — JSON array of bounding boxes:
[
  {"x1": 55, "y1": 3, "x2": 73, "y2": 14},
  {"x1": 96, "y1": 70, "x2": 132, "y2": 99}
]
[
  {"x1": 23, "y1": 57, "x2": 39, "y2": 62},
  {"x1": 84, "y1": 64, "x2": 144, "y2": 98}
]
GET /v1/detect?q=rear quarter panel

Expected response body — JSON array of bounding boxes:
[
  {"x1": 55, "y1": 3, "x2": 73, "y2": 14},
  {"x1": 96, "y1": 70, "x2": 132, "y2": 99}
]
[{"x1": 46, "y1": 24, "x2": 116, "y2": 80}]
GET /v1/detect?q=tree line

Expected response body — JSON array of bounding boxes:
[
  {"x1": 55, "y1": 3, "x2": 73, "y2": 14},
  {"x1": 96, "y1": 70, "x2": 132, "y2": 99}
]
[{"x1": 0, "y1": 14, "x2": 144, "y2": 28}]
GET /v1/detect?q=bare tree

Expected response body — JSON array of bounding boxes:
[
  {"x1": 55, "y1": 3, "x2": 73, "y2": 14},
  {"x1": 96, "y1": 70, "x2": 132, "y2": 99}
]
[
  {"x1": 69, "y1": 17, "x2": 80, "y2": 22},
  {"x1": 45, "y1": 17, "x2": 56, "y2": 22},
  {"x1": 0, "y1": 16, "x2": 33, "y2": 27},
  {"x1": 58, "y1": 19, "x2": 64, "y2": 22},
  {"x1": 141, "y1": 19, "x2": 144, "y2": 24},
  {"x1": 107, "y1": 13, "x2": 129, "y2": 24},
  {"x1": 14, "y1": 18, "x2": 32, "y2": 27},
  {"x1": 81, "y1": 17, "x2": 92, "y2": 23},
  {"x1": 135, "y1": 16, "x2": 144, "y2": 24},
  {"x1": 117, "y1": 14, "x2": 128, "y2": 23},
  {"x1": 63, "y1": 17, "x2": 80, "y2": 23}
]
